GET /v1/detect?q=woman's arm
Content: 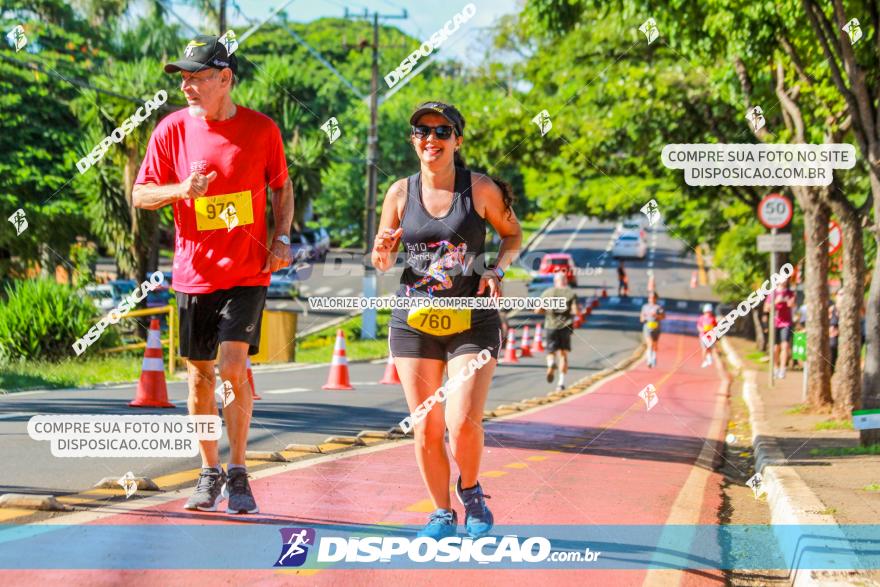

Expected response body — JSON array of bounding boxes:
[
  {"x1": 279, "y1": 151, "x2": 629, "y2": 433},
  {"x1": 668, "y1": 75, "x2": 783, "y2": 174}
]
[{"x1": 370, "y1": 179, "x2": 407, "y2": 272}]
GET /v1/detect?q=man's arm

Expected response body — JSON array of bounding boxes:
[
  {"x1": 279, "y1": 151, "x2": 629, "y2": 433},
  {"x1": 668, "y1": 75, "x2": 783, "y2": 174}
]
[
  {"x1": 262, "y1": 177, "x2": 294, "y2": 273},
  {"x1": 132, "y1": 171, "x2": 217, "y2": 210}
]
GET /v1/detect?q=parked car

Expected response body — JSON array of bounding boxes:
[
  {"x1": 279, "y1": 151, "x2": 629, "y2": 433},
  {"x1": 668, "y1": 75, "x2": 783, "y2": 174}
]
[
  {"x1": 303, "y1": 227, "x2": 330, "y2": 261},
  {"x1": 85, "y1": 284, "x2": 116, "y2": 311},
  {"x1": 527, "y1": 273, "x2": 556, "y2": 296},
  {"x1": 289, "y1": 232, "x2": 314, "y2": 263},
  {"x1": 146, "y1": 272, "x2": 172, "y2": 308},
  {"x1": 267, "y1": 266, "x2": 299, "y2": 299},
  {"x1": 109, "y1": 279, "x2": 137, "y2": 302},
  {"x1": 615, "y1": 217, "x2": 646, "y2": 239},
  {"x1": 538, "y1": 252, "x2": 578, "y2": 287},
  {"x1": 612, "y1": 231, "x2": 647, "y2": 259}
]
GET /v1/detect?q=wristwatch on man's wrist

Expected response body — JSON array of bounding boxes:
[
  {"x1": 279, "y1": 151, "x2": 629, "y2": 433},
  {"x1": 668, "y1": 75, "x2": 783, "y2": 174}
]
[
  {"x1": 274, "y1": 234, "x2": 291, "y2": 246},
  {"x1": 488, "y1": 265, "x2": 505, "y2": 280}
]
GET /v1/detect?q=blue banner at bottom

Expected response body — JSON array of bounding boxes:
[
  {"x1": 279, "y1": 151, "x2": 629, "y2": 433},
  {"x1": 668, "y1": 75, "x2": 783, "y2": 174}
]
[{"x1": 0, "y1": 523, "x2": 878, "y2": 570}]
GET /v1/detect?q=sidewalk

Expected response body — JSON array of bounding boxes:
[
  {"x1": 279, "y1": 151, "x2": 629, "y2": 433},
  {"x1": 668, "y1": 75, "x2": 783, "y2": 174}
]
[{"x1": 724, "y1": 336, "x2": 880, "y2": 586}]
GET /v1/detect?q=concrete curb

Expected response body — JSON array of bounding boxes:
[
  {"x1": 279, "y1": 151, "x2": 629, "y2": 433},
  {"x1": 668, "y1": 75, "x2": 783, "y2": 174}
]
[{"x1": 721, "y1": 337, "x2": 872, "y2": 586}]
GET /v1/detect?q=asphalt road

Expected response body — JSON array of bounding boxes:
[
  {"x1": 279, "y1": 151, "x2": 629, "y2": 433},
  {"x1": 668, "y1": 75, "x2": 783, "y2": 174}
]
[{"x1": 0, "y1": 215, "x2": 714, "y2": 495}]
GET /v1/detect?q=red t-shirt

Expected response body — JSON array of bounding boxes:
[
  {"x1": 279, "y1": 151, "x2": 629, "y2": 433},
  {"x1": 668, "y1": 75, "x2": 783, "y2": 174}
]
[
  {"x1": 135, "y1": 107, "x2": 289, "y2": 294},
  {"x1": 769, "y1": 288, "x2": 795, "y2": 327}
]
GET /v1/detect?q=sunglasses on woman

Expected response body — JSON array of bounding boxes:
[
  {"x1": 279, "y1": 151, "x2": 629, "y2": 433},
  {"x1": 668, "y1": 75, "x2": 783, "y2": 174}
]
[{"x1": 411, "y1": 125, "x2": 456, "y2": 140}]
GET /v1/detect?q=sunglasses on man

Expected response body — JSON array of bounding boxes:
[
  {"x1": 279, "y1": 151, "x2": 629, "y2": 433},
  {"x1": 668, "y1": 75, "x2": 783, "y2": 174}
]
[{"x1": 411, "y1": 125, "x2": 456, "y2": 140}]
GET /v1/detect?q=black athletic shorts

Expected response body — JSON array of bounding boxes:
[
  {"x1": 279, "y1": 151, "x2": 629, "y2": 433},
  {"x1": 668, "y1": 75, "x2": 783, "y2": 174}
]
[
  {"x1": 544, "y1": 328, "x2": 572, "y2": 352},
  {"x1": 176, "y1": 286, "x2": 267, "y2": 361},
  {"x1": 774, "y1": 326, "x2": 792, "y2": 344},
  {"x1": 389, "y1": 325, "x2": 504, "y2": 361}
]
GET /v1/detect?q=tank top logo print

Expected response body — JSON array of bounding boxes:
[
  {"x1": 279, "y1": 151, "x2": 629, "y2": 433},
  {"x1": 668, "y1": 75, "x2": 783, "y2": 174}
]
[{"x1": 405, "y1": 240, "x2": 470, "y2": 297}]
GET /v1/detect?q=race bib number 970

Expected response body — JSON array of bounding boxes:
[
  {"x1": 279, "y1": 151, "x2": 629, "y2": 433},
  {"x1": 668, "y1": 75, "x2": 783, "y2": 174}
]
[{"x1": 194, "y1": 191, "x2": 254, "y2": 231}]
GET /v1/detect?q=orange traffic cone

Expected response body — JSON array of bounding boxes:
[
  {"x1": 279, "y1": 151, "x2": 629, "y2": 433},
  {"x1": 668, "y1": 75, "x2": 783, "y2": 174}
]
[
  {"x1": 520, "y1": 326, "x2": 533, "y2": 358},
  {"x1": 575, "y1": 306, "x2": 586, "y2": 328},
  {"x1": 129, "y1": 318, "x2": 174, "y2": 408},
  {"x1": 246, "y1": 357, "x2": 261, "y2": 400},
  {"x1": 501, "y1": 328, "x2": 519, "y2": 364},
  {"x1": 591, "y1": 295, "x2": 600, "y2": 309},
  {"x1": 322, "y1": 329, "x2": 355, "y2": 390},
  {"x1": 531, "y1": 324, "x2": 545, "y2": 353},
  {"x1": 601, "y1": 287, "x2": 608, "y2": 298},
  {"x1": 690, "y1": 271, "x2": 698, "y2": 288},
  {"x1": 379, "y1": 355, "x2": 401, "y2": 385}
]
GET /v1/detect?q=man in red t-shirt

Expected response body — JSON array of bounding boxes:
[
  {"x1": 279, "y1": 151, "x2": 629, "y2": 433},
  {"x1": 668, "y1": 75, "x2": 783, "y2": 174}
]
[
  {"x1": 697, "y1": 303, "x2": 718, "y2": 368},
  {"x1": 133, "y1": 35, "x2": 293, "y2": 515}
]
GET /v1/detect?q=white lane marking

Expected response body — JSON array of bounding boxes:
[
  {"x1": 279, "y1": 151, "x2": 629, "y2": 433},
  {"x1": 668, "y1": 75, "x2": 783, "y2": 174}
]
[
  {"x1": 562, "y1": 216, "x2": 588, "y2": 252},
  {"x1": 0, "y1": 412, "x2": 30, "y2": 420},
  {"x1": 261, "y1": 387, "x2": 311, "y2": 395},
  {"x1": 314, "y1": 286, "x2": 332, "y2": 295},
  {"x1": 677, "y1": 301, "x2": 687, "y2": 308},
  {"x1": 527, "y1": 216, "x2": 561, "y2": 253},
  {"x1": 349, "y1": 381, "x2": 380, "y2": 386},
  {"x1": 337, "y1": 288, "x2": 353, "y2": 297},
  {"x1": 648, "y1": 261, "x2": 654, "y2": 267},
  {"x1": 276, "y1": 302, "x2": 289, "y2": 309}
]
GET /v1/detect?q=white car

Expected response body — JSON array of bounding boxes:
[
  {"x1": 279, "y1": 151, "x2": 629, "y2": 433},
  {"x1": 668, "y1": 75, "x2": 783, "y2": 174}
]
[
  {"x1": 612, "y1": 231, "x2": 647, "y2": 259},
  {"x1": 615, "y1": 217, "x2": 647, "y2": 239}
]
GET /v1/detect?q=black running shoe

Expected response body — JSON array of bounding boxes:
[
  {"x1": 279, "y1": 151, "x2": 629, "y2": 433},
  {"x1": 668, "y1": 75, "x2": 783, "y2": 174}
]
[{"x1": 226, "y1": 468, "x2": 259, "y2": 514}]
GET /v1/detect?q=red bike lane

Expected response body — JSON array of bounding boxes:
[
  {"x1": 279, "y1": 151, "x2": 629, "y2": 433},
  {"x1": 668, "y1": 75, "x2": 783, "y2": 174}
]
[{"x1": 3, "y1": 332, "x2": 729, "y2": 587}]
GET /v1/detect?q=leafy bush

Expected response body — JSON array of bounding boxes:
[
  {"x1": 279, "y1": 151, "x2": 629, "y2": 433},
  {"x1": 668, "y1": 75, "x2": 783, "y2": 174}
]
[{"x1": 0, "y1": 279, "x2": 117, "y2": 362}]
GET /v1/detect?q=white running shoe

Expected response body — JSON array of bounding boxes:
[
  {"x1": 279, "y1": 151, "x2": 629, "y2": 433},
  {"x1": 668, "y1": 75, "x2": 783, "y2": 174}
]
[{"x1": 701, "y1": 357, "x2": 710, "y2": 368}]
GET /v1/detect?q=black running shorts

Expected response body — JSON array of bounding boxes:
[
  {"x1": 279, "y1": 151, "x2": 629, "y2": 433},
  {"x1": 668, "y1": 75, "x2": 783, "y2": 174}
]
[
  {"x1": 176, "y1": 286, "x2": 267, "y2": 361},
  {"x1": 544, "y1": 327, "x2": 572, "y2": 353},
  {"x1": 389, "y1": 325, "x2": 504, "y2": 361}
]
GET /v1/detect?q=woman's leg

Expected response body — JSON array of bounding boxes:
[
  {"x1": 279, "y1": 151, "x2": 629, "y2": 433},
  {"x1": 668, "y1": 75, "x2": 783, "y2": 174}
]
[
  {"x1": 394, "y1": 356, "x2": 449, "y2": 509},
  {"x1": 445, "y1": 353, "x2": 496, "y2": 488}
]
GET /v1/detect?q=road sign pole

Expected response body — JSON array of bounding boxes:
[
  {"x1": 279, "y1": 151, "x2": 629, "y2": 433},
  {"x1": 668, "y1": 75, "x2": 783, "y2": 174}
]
[{"x1": 768, "y1": 227, "x2": 777, "y2": 387}]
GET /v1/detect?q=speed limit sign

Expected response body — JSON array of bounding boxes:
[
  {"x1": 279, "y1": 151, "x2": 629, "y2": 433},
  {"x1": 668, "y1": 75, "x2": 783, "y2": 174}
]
[{"x1": 758, "y1": 193, "x2": 793, "y2": 229}]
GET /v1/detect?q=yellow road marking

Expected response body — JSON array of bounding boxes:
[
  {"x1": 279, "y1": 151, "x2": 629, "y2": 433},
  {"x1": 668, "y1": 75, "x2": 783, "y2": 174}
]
[
  {"x1": 695, "y1": 247, "x2": 708, "y2": 285},
  {"x1": 405, "y1": 499, "x2": 436, "y2": 513},
  {"x1": 151, "y1": 468, "x2": 204, "y2": 489},
  {"x1": 504, "y1": 462, "x2": 528, "y2": 469},
  {"x1": 318, "y1": 442, "x2": 350, "y2": 453},
  {"x1": 481, "y1": 470, "x2": 508, "y2": 478},
  {"x1": 0, "y1": 508, "x2": 37, "y2": 522}
]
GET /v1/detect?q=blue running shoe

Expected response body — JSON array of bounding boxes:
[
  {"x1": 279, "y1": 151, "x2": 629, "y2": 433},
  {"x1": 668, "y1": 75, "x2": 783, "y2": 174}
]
[
  {"x1": 455, "y1": 478, "x2": 494, "y2": 538},
  {"x1": 417, "y1": 508, "x2": 458, "y2": 539}
]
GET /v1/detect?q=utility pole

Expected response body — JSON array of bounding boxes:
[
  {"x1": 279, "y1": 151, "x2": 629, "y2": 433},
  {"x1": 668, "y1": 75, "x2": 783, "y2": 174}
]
[{"x1": 344, "y1": 8, "x2": 407, "y2": 339}]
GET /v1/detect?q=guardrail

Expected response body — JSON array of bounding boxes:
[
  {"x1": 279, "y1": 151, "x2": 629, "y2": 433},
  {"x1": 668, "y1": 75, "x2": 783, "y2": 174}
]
[{"x1": 99, "y1": 305, "x2": 176, "y2": 374}]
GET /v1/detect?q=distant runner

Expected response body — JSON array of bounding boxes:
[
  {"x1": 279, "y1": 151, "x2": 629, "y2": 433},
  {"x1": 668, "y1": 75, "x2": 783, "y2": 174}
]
[
  {"x1": 640, "y1": 291, "x2": 665, "y2": 368},
  {"x1": 697, "y1": 303, "x2": 718, "y2": 368},
  {"x1": 617, "y1": 260, "x2": 629, "y2": 298},
  {"x1": 538, "y1": 271, "x2": 580, "y2": 390},
  {"x1": 133, "y1": 35, "x2": 294, "y2": 514},
  {"x1": 763, "y1": 277, "x2": 796, "y2": 379},
  {"x1": 371, "y1": 101, "x2": 522, "y2": 540}
]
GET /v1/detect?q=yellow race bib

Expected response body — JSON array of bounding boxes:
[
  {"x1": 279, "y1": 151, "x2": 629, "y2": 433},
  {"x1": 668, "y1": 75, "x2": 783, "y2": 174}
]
[
  {"x1": 647, "y1": 320, "x2": 659, "y2": 329},
  {"x1": 407, "y1": 307, "x2": 472, "y2": 336},
  {"x1": 194, "y1": 191, "x2": 254, "y2": 231}
]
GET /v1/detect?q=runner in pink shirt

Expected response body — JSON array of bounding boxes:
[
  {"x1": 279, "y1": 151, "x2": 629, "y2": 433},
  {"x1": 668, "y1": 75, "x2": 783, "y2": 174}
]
[
  {"x1": 763, "y1": 279, "x2": 796, "y2": 379},
  {"x1": 697, "y1": 303, "x2": 718, "y2": 368}
]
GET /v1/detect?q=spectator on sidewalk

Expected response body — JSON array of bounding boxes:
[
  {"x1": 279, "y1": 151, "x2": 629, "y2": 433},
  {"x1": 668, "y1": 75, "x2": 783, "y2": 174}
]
[
  {"x1": 763, "y1": 277, "x2": 796, "y2": 379},
  {"x1": 617, "y1": 260, "x2": 628, "y2": 298}
]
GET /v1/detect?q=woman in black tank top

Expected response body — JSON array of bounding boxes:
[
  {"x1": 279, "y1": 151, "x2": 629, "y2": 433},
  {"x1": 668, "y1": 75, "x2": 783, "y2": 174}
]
[{"x1": 371, "y1": 101, "x2": 522, "y2": 540}]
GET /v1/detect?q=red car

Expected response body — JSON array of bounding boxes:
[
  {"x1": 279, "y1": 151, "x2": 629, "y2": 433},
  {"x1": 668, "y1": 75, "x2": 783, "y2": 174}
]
[{"x1": 538, "y1": 253, "x2": 578, "y2": 287}]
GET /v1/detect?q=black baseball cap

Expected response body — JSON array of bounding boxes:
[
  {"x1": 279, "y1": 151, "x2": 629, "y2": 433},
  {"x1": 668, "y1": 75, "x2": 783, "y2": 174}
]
[
  {"x1": 164, "y1": 34, "x2": 237, "y2": 75},
  {"x1": 410, "y1": 101, "x2": 465, "y2": 136}
]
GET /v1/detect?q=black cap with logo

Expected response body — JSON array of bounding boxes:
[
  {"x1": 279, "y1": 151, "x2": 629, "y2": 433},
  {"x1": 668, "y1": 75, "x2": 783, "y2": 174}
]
[
  {"x1": 410, "y1": 101, "x2": 465, "y2": 136},
  {"x1": 164, "y1": 34, "x2": 237, "y2": 75}
]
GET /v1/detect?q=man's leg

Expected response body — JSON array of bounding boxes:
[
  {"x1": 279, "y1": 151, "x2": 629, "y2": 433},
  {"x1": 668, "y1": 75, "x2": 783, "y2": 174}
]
[
  {"x1": 557, "y1": 349, "x2": 569, "y2": 388},
  {"x1": 187, "y1": 359, "x2": 219, "y2": 467},
  {"x1": 217, "y1": 341, "x2": 253, "y2": 468}
]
